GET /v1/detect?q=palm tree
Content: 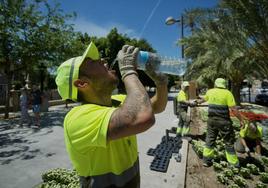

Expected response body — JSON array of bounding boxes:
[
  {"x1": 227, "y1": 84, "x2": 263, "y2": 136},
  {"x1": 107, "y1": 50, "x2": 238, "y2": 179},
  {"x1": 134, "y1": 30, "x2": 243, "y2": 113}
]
[
  {"x1": 221, "y1": 0, "x2": 268, "y2": 65},
  {"x1": 181, "y1": 7, "x2": 261, "y2": 104}
]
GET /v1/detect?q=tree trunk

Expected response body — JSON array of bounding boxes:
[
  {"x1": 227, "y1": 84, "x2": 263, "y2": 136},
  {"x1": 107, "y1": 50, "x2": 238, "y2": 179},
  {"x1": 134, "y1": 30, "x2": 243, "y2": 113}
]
[
  {"x1": 4, "y1": 61, "x2": 12, "y2": 119},
  {"x1": 4, "y1": 76, "x2": 11, "y2": 119},
  {"x1": 231, "y1": 81, "x2": 242, "y2": 106}
]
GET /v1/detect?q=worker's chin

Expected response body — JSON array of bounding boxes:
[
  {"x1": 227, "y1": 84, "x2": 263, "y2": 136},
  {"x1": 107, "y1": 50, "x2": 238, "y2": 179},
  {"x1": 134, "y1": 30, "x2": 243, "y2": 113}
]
[{"x1": 107, "y1": 77, "x2": 119, "y2": 91}]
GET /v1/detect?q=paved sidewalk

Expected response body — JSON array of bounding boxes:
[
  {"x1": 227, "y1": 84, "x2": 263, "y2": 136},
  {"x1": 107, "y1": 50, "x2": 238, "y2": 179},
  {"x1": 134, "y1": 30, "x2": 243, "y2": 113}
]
[
  {"x1": 0, "y1": 93, "x2": 188, "y2": 188},
  {"x1": 138, "y1": 99, "x2": 188, "y2": 188},
  {"x1": 0, "y1": 105, "x2": 73, "y2": 188}
]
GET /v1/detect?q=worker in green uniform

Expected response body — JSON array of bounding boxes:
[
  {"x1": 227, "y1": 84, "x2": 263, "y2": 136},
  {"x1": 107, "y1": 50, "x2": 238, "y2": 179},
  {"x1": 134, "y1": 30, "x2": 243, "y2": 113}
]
[
  {"x1": 235, "y1": 121, "x2": 263, "y2": 157},
  {"x1": 197, "y1": 78, "x2": 240, "y2": 167},
  {"x1": 56, "y1": 42, "x2": 168, "y2": 188},
  {"x1": 176, "y1": 81, "x2": 196, "y2": 137}
]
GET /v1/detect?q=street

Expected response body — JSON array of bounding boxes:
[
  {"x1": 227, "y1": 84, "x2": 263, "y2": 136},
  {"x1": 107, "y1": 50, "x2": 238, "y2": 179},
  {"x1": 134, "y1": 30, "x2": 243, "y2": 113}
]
[{"x1": 0, "y1": 93, "x2": 188, "y2": 188}]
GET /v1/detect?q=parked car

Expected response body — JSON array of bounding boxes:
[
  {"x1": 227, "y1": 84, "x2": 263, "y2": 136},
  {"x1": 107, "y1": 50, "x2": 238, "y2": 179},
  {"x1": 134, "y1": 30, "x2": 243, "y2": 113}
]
[
  {"x1": 240, "y1": 87, "x2": 250, "y2": 95},
  {"x1": 255, "y1": 93, "x2": 268, "y2": 106},
  {"x1": 256, "y1": 88, "x2": 268, "y2": 94}
]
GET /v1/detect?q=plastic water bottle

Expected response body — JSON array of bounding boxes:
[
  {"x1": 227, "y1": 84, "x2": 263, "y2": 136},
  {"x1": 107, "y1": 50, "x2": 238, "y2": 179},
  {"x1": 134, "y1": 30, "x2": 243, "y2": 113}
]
[{"x1": 137, "y1": 51, "x2": 187, "y2": 76}]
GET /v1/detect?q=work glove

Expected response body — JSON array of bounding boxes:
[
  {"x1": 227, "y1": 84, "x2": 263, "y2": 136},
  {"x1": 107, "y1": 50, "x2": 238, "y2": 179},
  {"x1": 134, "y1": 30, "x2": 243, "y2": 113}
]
[
  {"x1": 255, "y1": 153, "x2": 262, "y2": 160},
  {"x1": 117, "y1": 45, "x2": 139, "y2": 80},
  {"x1": 245, "y1": 147, "x2": 250, "y2": 153},
  {"x1": 189, "y1": 100, "x2": 197, "y2": 107},
  {"x1": 145, "y1": 60, "x2": 168, "y2": 85},
  {"x1": 256, "y1": 154, "x2": 264, "y2": 165}
]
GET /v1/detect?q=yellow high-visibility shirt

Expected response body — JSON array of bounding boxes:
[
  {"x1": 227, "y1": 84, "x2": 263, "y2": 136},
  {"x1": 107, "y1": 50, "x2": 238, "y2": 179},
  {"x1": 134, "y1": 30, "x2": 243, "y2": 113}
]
[
  {"x1": 177, "y1": 90, "x2": 188, "y2": 102},
  {"x1": 240, "y1": 124, "x2": 263, "y2": 140},
  {"x1": 64, "y1": 94, "x2": 138, "y2": 177},
  {"x1": 204, "y1": 88, "x2": 236, "y2": 107}
]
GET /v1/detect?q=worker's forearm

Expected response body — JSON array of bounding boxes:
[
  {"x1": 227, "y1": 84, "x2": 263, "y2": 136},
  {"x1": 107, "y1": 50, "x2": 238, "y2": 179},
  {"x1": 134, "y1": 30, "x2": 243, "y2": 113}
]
[
  {"x1": 107, "y1": 75, "x2": 155, "y2": 141},
  {"x1": 256, "y1": 139, "x2": 262, "y2": 155},
  {"x1": 241, "y1": 138, "x2": 248, "y2": 148},
  {"x1": 150, "y1": 84, "x2": 168, "y2": 114},
  {"x1": 256, "y1": 144, "x2": 261, "y2": 155},
  {"x1": 123, "y1": 74, "x2": 153, "y2": 119}
]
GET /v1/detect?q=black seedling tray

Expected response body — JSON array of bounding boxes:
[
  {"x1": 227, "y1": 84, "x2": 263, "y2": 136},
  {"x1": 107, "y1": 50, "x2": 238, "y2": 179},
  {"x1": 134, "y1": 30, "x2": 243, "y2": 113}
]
[
  {"x1": 150, "y1": 157, "x2": 170, "y2": 172},
  {"x1": 147, "y1": 128, "x2": 183, "y2": 172},
  {"x1": 147, "y1": 148, "x2": 155, "y2": 156}
]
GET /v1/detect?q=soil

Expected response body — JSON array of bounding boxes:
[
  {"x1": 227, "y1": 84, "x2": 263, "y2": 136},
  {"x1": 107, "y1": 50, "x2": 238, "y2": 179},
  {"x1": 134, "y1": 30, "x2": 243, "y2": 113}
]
[{"x1": 186, "y1": 108, "x2": 225, "y2": 188}]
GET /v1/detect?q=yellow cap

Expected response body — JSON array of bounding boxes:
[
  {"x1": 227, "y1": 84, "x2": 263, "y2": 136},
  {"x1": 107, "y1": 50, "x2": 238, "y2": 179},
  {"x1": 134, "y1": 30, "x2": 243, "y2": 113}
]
[
  {"x1": 214, "y1": 78, "x2": 226, "y2": 88},
  {"x1": 182, "y1": 81, "x2": 190, "y2": 87},
  {"x1": 55, "y1": 42, "x2": 100, "y2": 101}
]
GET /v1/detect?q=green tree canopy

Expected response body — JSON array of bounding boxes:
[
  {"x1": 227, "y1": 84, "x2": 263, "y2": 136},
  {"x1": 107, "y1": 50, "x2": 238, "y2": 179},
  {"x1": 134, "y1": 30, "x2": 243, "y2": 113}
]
[{"x1": 0, "y1": 0, "x2": 81, "y2": 118}]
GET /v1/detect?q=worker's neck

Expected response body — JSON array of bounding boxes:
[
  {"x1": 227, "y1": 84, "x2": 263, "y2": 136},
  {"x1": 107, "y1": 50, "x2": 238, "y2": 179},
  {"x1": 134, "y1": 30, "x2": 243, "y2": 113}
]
[{"x1": 82, "y1": 91, "x2": 113, "y2": 107}]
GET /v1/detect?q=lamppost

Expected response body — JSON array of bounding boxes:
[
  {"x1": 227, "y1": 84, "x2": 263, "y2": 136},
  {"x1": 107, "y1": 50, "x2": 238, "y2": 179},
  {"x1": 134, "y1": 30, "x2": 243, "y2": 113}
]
[{"x1": 165, "y1": 15, "x2": 184, "y2": 59}]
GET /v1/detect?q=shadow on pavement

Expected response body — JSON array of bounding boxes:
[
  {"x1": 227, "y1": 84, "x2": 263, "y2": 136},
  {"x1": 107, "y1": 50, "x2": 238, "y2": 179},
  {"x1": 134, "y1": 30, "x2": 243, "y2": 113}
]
[{"x1": 0, "y1": 107, "x2": 69, "y2": 165}]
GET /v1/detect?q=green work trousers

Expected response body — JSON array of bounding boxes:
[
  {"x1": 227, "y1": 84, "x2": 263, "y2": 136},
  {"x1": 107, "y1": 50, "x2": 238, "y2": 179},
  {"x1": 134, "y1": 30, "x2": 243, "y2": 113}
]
[
  {"x1": 177, "y1": 110, "x2": 190, "y2": 136},
  {"x1": 203, "y1": 116, "x2": 239, "y2": 166}
]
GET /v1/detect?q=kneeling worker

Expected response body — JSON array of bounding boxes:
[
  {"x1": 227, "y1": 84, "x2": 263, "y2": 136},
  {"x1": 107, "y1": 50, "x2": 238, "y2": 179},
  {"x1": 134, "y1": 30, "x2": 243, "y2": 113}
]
[{"x1": 235, "y1": 121, "x2": 263, "y2": 157}]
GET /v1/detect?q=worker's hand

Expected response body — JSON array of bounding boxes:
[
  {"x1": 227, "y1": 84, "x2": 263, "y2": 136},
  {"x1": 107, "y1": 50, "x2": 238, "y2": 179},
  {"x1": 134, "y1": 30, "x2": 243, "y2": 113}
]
[
  {"x1": 245, "y1": 147, "x2": 250, "y2": 153},
  {"x1": 189, "y1": 100, "x2": 197, "y2": 107},
  {"x1": 145, "y1": 61, "x2": 168, "y2": 85},
  {"x1": 196, "y1": 99, "x2": 203, "y2": 104},
  {"x1": 255, "y1": 153, "x2": 262, "y2": 160},
  {"x1": 117, "y1": 45, "x2": 139, "y2": 80},
  {"x1": 255, "y1": 154, "x2": 264, "y2": 166}
]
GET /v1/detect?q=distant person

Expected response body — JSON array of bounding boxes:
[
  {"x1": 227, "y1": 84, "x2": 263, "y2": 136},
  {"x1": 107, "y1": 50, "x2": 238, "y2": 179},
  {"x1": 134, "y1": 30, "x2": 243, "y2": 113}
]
[
  {"x1": 65, "y1": 99, "x2": 72, "y2": 108},
  {"x1": 19, "y1": 87, "x2": 31, "y2": 127},
  {"x1": 31, "y1": 85, "x2": 42, "y2": 128},
  {"x1": 176, "y1": 81, "x2": 196, "y2": 137},
  {"x1": 56, "y1": 42, "x2": 168, "y2": 188},
  {"x1": 235, "y1": 121, "x2": 263, "y2": 157}
]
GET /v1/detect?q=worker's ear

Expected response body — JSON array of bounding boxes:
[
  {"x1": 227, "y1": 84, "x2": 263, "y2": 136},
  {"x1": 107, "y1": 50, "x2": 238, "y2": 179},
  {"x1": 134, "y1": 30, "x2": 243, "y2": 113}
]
[{"x1": 74, "y1": 79, "x2": 89, "y2": 88}]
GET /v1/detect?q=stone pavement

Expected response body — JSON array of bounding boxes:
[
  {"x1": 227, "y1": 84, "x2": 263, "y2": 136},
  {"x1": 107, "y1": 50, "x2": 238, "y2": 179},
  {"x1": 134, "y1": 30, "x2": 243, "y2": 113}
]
[
  {"x1": 0, "y1": 105, "x2": 73, "y2": 188},
  {"x1": 0, "y1": 93, "x2": 188, "y2": 188}
]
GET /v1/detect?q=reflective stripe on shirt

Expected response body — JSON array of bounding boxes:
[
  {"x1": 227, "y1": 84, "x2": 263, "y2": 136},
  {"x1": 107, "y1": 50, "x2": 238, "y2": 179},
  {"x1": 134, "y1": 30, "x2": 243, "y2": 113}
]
[
  {"x1": 80, "y1": 159, "x2": 139, "y2": 188},
  {"x1": 208, "y1": 104, "x2": 230, "y2": 119}
]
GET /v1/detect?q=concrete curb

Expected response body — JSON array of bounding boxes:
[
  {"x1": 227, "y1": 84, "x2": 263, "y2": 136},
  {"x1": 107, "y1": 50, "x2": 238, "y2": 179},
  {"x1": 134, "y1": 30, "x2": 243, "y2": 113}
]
[{"x1": 179, "y1": 138, "x2": 189, "y2": 188}]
